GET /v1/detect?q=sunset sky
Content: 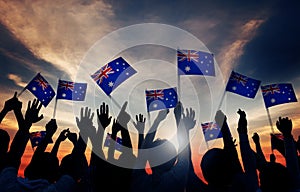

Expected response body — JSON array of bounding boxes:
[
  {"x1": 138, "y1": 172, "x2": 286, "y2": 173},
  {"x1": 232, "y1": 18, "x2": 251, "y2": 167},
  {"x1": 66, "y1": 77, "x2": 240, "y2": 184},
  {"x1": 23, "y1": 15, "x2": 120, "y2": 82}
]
[{"x1": 0, "y1": 0, "x2": 300, "y2": 181}]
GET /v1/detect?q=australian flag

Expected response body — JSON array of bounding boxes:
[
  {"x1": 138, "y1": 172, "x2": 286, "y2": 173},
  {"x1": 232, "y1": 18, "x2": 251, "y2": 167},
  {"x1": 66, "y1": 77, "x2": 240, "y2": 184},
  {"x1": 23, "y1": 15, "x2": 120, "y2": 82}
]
[
  {"x1": 145, "y1": 87, "x2": 178, "y2": 112},
  {"x1": 201, "y1": 121, "x2": 222, "y2": 142},
  {"x1": 261, "y1": 83, "x2": 297, "y2": 108},
  {"x1": 29, "y1": 131, "x2": 47, "y2": 148},
  {"x1": 177, "y1": 49, "x2": 215, "y2": 76},
  {"x1": 25, "y1": 73, "x2": 56, "y2": 107},
  {"x1": 56, "y1": 80, "x2": 87, "y2": 101},
  {"x1": 91, "y1": 57, "x2": 137, "y2": 96},
  {"x1": 104, "y1": 133, "x2": 123, "y2": 152},
  {"x1": 225, "y1": 71, "x2": 261, "y2": 99}
]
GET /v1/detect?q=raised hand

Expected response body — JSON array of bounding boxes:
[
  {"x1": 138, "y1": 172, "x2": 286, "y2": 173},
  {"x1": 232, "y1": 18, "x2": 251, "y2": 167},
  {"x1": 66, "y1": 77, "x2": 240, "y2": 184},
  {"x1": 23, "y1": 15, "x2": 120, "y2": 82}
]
[
  {"x1": 4, "y1": 92, "x2": 22, "y2": 112},
  {"x1": 252, "y1": 132, "x2": 260, "y2": 144},
  {"x1": 237, "y1": 109, "x2": 247, "y2": 134},
  {"x1": 156, "y1": 108, "x2": 169, "y2": 122},
  {"x1": 133, "y1": 114, "x2": 146, "y2": 134},
  {"x1": 57, "y1": 128, "x2": 69, "y2": 142},
  {"x1": 0, "y1": 92, "x2": 23, "y2": 124},
  {"x1": 174, "y1": 101, "x2": 183, "y2": 125},
  {"x1": 276, "y1": 116, "x2": 293, "y2": 137},
  {"x1": 97, "y1": 102, "x2": 112, "y2": 130},
  {"x1": 51, "y1": 128, "x2": 69, "y2": 156},
  {"x1": 24, "y1": 99, "x2": 43, "y2": 125},
  {"x1": 214, "y1": 110, "x2": 227, "y2": 128},
  {"x1": 117, "y1": 101, "x2": 131, "y2": 128},
  {"x1": 76, "y1": 106, "x2": 95, "y2": 133},
  {"x1": 67, "y1": 131, "x2": 78, "y2": 146},
  {"x1": 111, "y1": 118, "x2": 122, "y2": 137},
  {"x1": 45, "y1": 119, "x2": 58, "y2": 137},
  {"x1": 182, "y1": 107, "x2": 196, "y2": 131}
]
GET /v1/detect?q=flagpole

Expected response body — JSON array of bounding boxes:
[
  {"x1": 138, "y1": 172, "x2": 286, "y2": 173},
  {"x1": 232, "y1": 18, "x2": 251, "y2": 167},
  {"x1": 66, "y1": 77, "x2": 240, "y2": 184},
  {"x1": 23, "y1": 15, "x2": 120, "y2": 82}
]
[
  {"x1": 205, "y1": 140, "x2": 209, "y2": 150},
  {"x1": 177, "y1": 73, "x2": 181, "y2": 101},
  {"x1": 52, "y1": 98, "x2": 58, "y2": 119},
  {"x1": 109, "y1": 95, "x2": 122, "y2": 109},
  {"x1": 217, "y1": 91, "x2": 226, "y2": 110},
  {"x1": 147, "y1": 112, "x2": 151, "y2": 133},
  {"x1": 176, "y1": 47, "x2": 181, "y2": 102},
  {"x1": 266, "y1": 107, "x2": 275, "y2": 134},
  {"x1": 52, "y1": 78, "x2": 61, "y2": 119},
  {"x1": 17, "y1": 87, "x2": 27, "y2": 97}
]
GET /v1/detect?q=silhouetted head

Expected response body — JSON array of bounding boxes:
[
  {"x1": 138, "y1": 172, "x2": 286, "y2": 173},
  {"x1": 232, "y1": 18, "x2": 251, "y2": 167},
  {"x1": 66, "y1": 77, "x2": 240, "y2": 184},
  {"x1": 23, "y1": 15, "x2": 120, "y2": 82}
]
[
  {"x1": 0, "y1": 129, "x2": 10, "y2": 155},
  {"x1": 60, "y1": 153, "x2": 88, "y2": 182},
  {"x1": 24, "y1": 152, "x2": 59, "y2": 183},
  {"x1": 148, "y1": 139, "x2": 177, "y2": 173},
  {"x1": 259, "y1": 162, "x2": 289, "y2": 192},
  {"x1": 201, "y1": 148, "x2": 233, "y2": 187}
]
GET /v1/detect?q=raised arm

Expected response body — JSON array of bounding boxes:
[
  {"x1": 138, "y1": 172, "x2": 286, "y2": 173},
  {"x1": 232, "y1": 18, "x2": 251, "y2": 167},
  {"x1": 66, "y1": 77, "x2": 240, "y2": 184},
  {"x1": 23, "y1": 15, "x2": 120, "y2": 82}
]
[
  {"x1": 89, "y1": 102, "x2": 111, "y2": 168},
  {"x1": 74, "y1": 106, "x2": 95, "y2": 155},
  {"x1": 7, "y1": 99, "x2": 43, "y2": 170},
  {"x1": 181, "y1": 104, "x2": 207, "y2": 191},
  {"x1": 133, "y1": 114, "x2": 146, "y2": 149},
  {"x1": 215, "y1": 110, "x2": 243, "y2": 174},
  {"x1": 34, "y1": 119, "x2": 57, "y2": 156},
  {"x1": 237, "y1": 109, "x2": 259, "y2": 191},
  {"x1": 117, "y1": 101, "x2": 132, "y2": 148},
  {"x1": 51, "y1": 128, "x2": 69, "y2": 157},
  {"x1": 0, "y1": 92, "x2": 20, "y2": 124},
  {"x1": 143, "y1": 109, "x2": 169, "y2": 149},
  {"x1": 252, "y1": 132, "x2": 267, "y2": 170},
  {"x1": 276, "y1": 116, "x2": 300, "y2": 190},
  {"x1": 94, "y1": 102, "x2": 112, "y2": 150}
]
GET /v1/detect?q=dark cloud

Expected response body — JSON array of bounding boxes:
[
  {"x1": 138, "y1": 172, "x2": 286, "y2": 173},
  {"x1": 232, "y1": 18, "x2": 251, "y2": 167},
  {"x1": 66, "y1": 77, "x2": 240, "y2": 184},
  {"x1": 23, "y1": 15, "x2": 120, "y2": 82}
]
[
  {"x1": 237, "y1": 0, "x2": 300, "y2": 84},
  {"x1": 0, "y1": 23, "x2": 67, "y2": 90}
]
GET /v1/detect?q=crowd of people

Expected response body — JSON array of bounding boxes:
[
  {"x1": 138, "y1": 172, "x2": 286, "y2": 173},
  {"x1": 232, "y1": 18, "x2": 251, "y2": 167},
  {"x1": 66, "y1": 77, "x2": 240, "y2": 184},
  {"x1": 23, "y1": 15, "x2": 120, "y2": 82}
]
[{"x1": 0, "y1": 92, "x2": 300, "y2": 192}]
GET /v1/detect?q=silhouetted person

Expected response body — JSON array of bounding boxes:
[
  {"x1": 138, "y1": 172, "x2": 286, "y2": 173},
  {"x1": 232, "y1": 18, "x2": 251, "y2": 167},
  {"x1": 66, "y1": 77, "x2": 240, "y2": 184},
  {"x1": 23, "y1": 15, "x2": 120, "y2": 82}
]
[
  {"x1": 51, "y1": 128, "x2": 69, "y2": 157},
  {"x1": 180, "y1": 105, "x2": 208, "y2": 192},
  {"x1": 24, "y1": 119, "x2": 59, "y2": 183},
  {"x1": 0, "y1": 129, "x2": 9, "y2": 172},
  {"x1": 276, "y1": 116, "x2": 300, "y2": 191},
  {"x1": 64, "y1": 106, "x2": 92, "y2": 192},
  {"x1": 237, "y1": 109, "x2": 259, "y2": 192},
  {"x1": 88, "y1": 102, "x2": 113, "y2": 192},
  {"x1": 252, "y1": 132, "x2": 267, "y2": 171},
  {"x1": 0, "y1": 92, "x2": 21, "y2": 173},
  {"x1": 89, "y1": 101, "x2": 136, "y2": 192},
  {"x1": 132, "y1": 101, "x2": 190, "y2": 192},
  {"x1": 200, "y1": 110, "x2": 246, "y2": 192},
  {"x1": 0, "y1": 97, "x2": 81, "y2": 191}
]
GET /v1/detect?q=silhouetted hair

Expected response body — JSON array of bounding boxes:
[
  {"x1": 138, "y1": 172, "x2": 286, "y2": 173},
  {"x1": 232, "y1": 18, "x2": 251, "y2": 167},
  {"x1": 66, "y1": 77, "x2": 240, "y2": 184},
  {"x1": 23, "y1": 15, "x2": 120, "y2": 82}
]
[
  {"x1": 259, "y1": 162, "x2": 290, "y2": 192},
  {"x1": 24, "y1": 152, "x2": 59, "y2": 183},
  {"x1": 201, "y1": 148, "x2": 233, "y2": 187},
  {"x1": 148, "y1": 139, "x2": 177, "y2": 173}
]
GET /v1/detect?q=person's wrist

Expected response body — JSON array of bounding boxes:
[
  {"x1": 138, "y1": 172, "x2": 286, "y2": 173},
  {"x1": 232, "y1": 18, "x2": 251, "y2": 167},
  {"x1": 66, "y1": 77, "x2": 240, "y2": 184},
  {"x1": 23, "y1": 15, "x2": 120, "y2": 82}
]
[{"x1": 2, "y1": 106, "x2": 10, "y2": 114}]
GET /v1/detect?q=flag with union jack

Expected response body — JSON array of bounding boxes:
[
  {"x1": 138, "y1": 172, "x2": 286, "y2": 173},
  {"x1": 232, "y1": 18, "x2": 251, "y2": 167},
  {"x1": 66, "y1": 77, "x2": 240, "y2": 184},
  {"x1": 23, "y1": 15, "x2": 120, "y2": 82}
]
[
  {"x1": 56, "y1": 80, "x2": 87, "y2": 101},
  {"x1": 25, "y1": 73, "x2": 56, "y2": 107},
  {"x1": 91, "y1": 57, "x2": 137, "y2": 96},
  {"x1": 261, "y1": 83, "x2": 297, "y2": 108},
  {"x1": 177, "y1": 49, "x2": 215, "y2": 76},
  {"x1": 103, "y1": 133, "x2": 123, "y2": 152},
  {"x1": 225, "y1": 71, "x2": 261, "y2": 99},
  {"x1": 201, "y1": 121, "x2": 222, "y2": 142},
  {"x1": 145, "y1": 87, "x2": 178, "y2": 112},
  {"x1": 29, "y1": 131, "x2": 47, "y2": 148}
]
